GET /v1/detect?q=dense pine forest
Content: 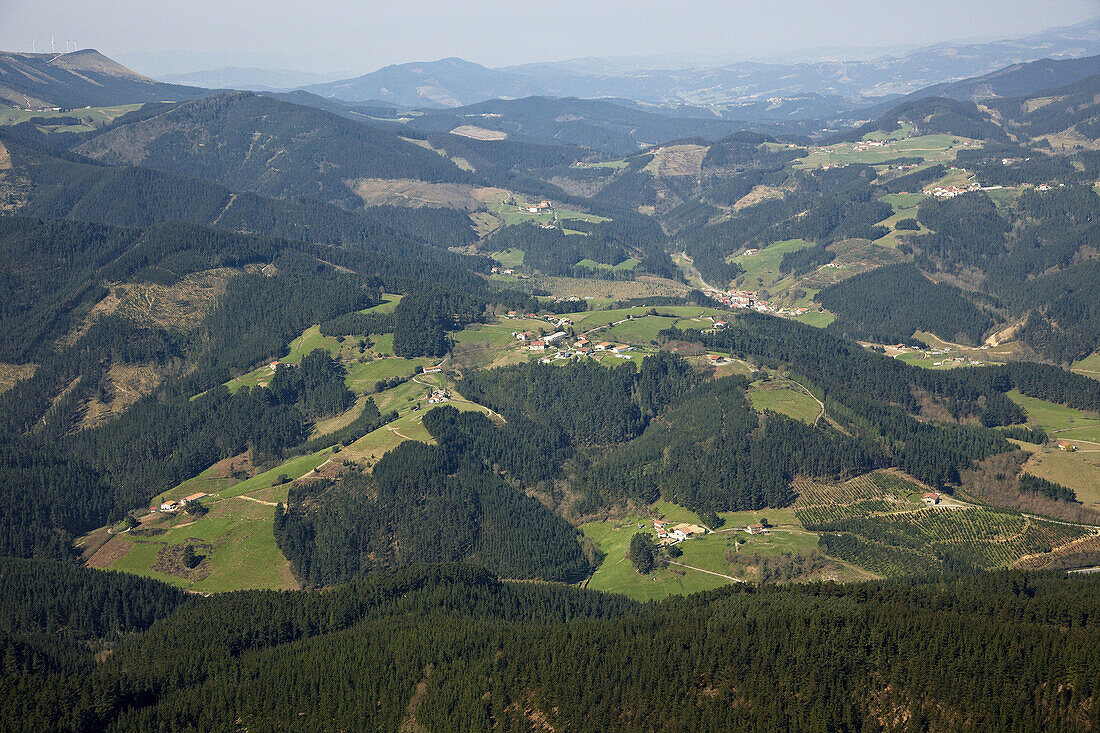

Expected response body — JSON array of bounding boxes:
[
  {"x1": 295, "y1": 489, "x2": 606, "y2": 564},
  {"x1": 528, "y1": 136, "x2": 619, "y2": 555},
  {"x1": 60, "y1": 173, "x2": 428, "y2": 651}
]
[{"x1": 3, "y1": 558, "x2": 1100, "y2": 731}]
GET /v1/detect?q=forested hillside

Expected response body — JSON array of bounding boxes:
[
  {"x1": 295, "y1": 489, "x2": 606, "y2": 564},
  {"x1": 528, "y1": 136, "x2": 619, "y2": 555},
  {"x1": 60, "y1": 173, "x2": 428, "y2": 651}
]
[{"x1": 3, "y1": 558, "x2": 1099, "y2": 731}]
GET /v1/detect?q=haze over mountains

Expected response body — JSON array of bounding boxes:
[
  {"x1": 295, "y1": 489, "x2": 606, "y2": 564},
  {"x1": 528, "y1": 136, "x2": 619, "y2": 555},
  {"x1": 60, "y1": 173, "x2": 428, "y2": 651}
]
[{"x1": 297, "y1": 17, "x2": 1100, "y2": 110}]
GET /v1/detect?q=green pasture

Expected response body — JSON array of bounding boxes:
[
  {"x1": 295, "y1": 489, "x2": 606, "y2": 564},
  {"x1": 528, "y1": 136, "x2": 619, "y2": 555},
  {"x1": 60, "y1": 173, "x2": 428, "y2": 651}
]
[{"x1": 747, "y1": 381, "x2": 821, "y2": 423}]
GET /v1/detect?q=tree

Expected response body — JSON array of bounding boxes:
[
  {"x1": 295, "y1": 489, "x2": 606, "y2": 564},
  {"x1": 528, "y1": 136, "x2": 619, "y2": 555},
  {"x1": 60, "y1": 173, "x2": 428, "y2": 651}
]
[
  {"x1": 185, "y1": 501, "x2": 208, "y2": 516},
  {"x1": 181, "y1": 545, "x2": 201, "y2": 569},
  {"x1": 700, "y1": 511, "x2": 724, "y2": 530},
  {"x1": 123, "y1": 514, "x2": 139, "y2": 530},
  {"x1": 629, "y1": 532, "x2": 655, "y2": 574}
]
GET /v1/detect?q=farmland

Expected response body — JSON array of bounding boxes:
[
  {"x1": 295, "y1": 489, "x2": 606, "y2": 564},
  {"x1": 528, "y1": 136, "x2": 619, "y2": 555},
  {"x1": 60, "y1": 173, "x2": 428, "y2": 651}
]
[
  {"x1": 0, "y1": 103, "x2": 142, "y2": 130},
  {"x1": 733, "y1": 239, "x2": 813, "y2": 290},
  {"x1": 795, "y1": 133, "x2": 977, "y2": 168},
  {"x1": 1007, "y1": 390, "x2": 1100, "y2": 507},
  {"x1": 747, "y1": 378, "x2": 822, "y2": 423},
  {"x1": 581, "y1": 495, "x2": 872, "y2": 601}
]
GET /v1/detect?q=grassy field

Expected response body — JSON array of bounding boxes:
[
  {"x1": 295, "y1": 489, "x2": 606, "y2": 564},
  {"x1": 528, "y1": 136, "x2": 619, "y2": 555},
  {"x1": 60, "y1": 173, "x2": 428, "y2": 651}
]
[
  {"x1": 100, "y1": 444, "x2": 330, "y2": 593},
  {"x1": 106, "y1": 497, "x2": 295, "y2": 593},
  {"x1": 219, "y1": 449, "x2": 336, "y2": 499},
  {"x1": 1007, "y1": 391, "x2": 1100, "y2": 436},
  {"x1": 363, "y1": 294, "x2": 402, "y2": 314},
  {"x1": 581, "y1": 505, "x2": 734, "y2": 601},
  {"x1": 791, "y1": 310, "x2": 835, "y2": 328},
  {"x1": 874, "y1": 192, "x2": 930, "y2": 247},
  {"x1": 1007, "y1": 391, "x2": 1100, "y2": 507},
  {"x1": 1072, "y1": 353, "x2": 1100, "y2": 381},
  {"x1": 895, "y1": 351, "x2": 980, "y2": 370},
  {"x1": 479, "y1": 191, "x2": 609, "y2": 228},
  {"x1": 1016, "y1": 440, "x2": 1100, "y2": 509},
  {"x1": 733, "y1": 239, "x2": 813, "y2": 290},
  {"x1": 283, "y1": 325, "x2": 342, "y2": 362},
  {"x1": 0, "y1": 103, "x2": 141, "y2": 130},
  {"x1": 345, "y1": 357, "x2": 432, "y2": 393},
  {"x1": 602, "y1": 316, "x2": 679, "y2": 345},
  {"x1": 492, "y1": 249, "x2": 525, "y2": 268},
  {"x1": 795, "y1": 134, "x2": 976, "y2": 168},
  {"x1": 582, "y1": 500, "x2": 838, "y2": 600},
  {"x1": 452, "y1": 323, "x2": 526, "y2": 347},
  {"x1": 576, "y1": 257, "x2": 640, "y2": 272},
  {"x1": 747, "y1": 380, "x2": 821, "y2": 423},
  {"x1": 371, "y1": 333, "x2": 395, "y2": 356}
]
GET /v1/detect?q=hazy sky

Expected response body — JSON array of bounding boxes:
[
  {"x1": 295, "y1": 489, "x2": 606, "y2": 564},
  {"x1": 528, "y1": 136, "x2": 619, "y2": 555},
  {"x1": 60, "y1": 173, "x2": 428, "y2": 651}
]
[{"x1": 2, "y1": 0, "x2": 1098, "y2": 74}]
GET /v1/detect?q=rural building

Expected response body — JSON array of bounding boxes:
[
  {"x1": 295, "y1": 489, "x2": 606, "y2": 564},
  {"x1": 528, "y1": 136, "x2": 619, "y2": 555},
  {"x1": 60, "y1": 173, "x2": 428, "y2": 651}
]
[
  {"x1": 595, "y1": 342, "x2": 613, "y2": 351},
  {"x1": 529, "y1": 340, "x2": 548, "y2": 351},
  {"x1": 611, "y1": 345, "x2": 632, "y2": 354},
  {"x1": 160, "y1": 500, "x2": 179, "y2": 512},
  {"x1": 545, "y1": 331, "x2": 568, "y2": 343},
  {"x1": 922, "y1": 492, "x2": 940, "y2": 505},
  {"x1": 674, "y1": 523, "x2": 707, "y2": 536},
  {"x1": 747, "y1": 523, "x2": 767, "y2": 535},
  {"x1": 181, "y1": 492, "x2": 207, "y2": 505},
  {"x1": 1058, "y1": 442, "x2": 1077, "y2": 452}
]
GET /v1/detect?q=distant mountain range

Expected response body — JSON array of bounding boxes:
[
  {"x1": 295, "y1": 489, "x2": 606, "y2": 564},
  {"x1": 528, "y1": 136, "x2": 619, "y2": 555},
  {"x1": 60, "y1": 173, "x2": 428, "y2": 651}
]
[
  {"x1": 0, "y1": 49, "x2": 206, "y2": 109},
  {"x1": 157, "y1": 67, "x2": 335, "y2": 91},
  {"x1": 301, "y1": 17, "x2": 1100, "y2": 110}
]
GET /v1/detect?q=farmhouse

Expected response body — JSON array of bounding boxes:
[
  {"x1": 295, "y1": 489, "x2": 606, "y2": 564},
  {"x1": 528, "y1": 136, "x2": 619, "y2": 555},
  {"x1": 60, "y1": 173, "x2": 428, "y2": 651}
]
[
  {"x1": 529, "y1": 340, "x2": 548, "y2": 351},
  {"x1": 159, "y1": 500, "x2": 179, "y2": 512},
  {"x1": 595, "y1": 342, "x2": 613, "y2": 351},
  {"x1": 611, "y1": 345, "x2": 633, "y2": 354},
  {"x1": 1058, "y1": 442, "x2": 1077, "y2": 452},
  {"x1": 428, "y1": 391, "x2": 450, "y2": 404},
  {"x1": 674, "y1": 523, "x2": 707, "y2": 536},
  {"x1": 181, "y1": 492, "x2": 207, "y2": 505},
  {"x1": 423, "y1": 366, "x2": 443, "y2": 374},
  {"x1": 545, "y1": 331, "x2": 568, "y2": 343},
  {"x1": 746, "y1": 523, "x2": 767, "y2": 535},
  {"x1": 922, "y1": 492, "x2": 941, "y2": 505},
  {"x1": 514, "y1": 331, "x2": 534, "y2": 341}
]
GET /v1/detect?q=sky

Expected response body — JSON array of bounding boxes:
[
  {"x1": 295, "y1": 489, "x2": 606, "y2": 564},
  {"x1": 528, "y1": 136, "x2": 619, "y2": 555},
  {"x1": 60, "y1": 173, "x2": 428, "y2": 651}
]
[{"x1": 2, "y1": 0, "x2": 1098, "y2": 75}]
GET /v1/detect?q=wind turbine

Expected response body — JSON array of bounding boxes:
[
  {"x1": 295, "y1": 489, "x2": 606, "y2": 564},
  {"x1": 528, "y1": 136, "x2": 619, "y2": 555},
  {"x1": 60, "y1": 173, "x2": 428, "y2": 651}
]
[
  {"x1": 51, "y1": 36, "x2": 55, "y2": 53},
  {"x1": 32, "y1": 38, "x2": 36, "y2": 54}
]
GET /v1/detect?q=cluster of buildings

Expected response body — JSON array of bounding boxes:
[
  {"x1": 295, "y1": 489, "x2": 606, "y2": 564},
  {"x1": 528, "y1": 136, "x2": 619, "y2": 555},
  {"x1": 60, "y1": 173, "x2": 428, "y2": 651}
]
[
  {"x1": 653, "y1": 520, "x2": 708, "y2": 544},
  {"x1": 930, "y1": 183, "x2": 979, "y2": 198},
  {"x1": 154, "y1": 492, "x2": 207, "y2": 513},
  {"x1": 512, "y1": 327, "x2": 638, "y2": 363},
  {"x1": 850, "y1": 140, "x2": 887, "y2": 152},
  {"x1": 427, "y1": 390, "x2": 450, "y2": 404},
  {"x1": 523, "y1": 200, "x2": 553, "y2": 214},
  {"x1": 702, "y1": 288, "x2": 816, "y2": 321}
]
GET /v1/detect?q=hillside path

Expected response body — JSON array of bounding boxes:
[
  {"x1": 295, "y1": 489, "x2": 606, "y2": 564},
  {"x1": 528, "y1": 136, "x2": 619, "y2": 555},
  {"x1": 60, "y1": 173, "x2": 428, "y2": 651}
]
[{"x1": 668, "y1": 560, "x2": 744, "y2": 583}]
